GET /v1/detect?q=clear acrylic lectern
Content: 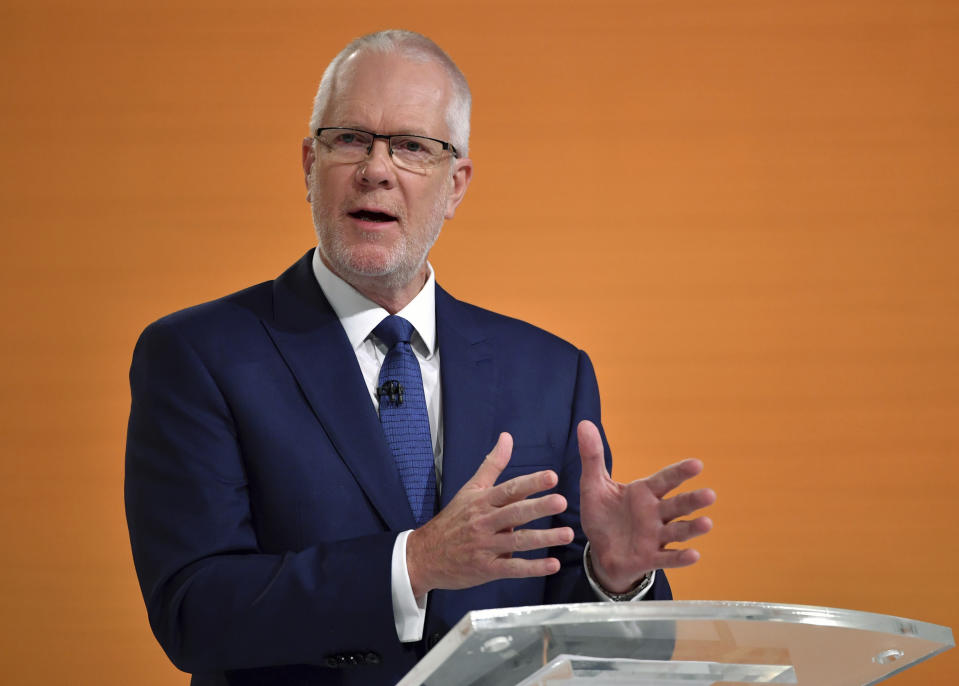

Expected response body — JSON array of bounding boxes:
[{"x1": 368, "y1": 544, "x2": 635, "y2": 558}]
[{"x1": 396, "y1": 601, "x2": 953, "y2": 686}]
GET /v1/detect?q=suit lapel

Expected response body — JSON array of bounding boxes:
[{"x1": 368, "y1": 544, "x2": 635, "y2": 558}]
[
  {"x1": 435, "y1": 287, "x2": 497, "y2": 508},
  {"x1": 262, "y1": 251, "x2": 416, "y2": 531}
]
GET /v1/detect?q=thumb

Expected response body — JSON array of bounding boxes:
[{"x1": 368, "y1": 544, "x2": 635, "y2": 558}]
[
  {"x1": 577, "y1": 420, "x2": 609, "y2": 484},
  {"x1": 468, "y1": 432, "x2": 513, "y2": 489}
]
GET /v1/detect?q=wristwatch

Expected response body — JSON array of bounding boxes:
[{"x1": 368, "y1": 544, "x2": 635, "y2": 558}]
[{"x1": 584, "y1": 542, "x2": 654, "y2": 601}]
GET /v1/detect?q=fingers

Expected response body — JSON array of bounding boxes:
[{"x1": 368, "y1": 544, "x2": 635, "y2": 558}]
[
  {"x1": 487, "y1": 469, "x2": 559, "y2": 508},
  {"x1": 577, "y1": 420, "x2": 609, "y2": 484},
  {"x1": 469, "y1": 432, "x2": 514, "y2": 489},
  {"x1": 487, "y1": 492, "x2": 567, "y2": 531},
  {"x1": 492, "y1": 526, "x2": 575, "y2": 554},
  {"x1": 659, "y1": 488, "x2": 716, "y2": 523},
  {"x1": 491, "y1": 556, "x2": 562, "y2": 579},
  {"x1": 653, "y1": 548, "x2": 702, "y2": 569},
  {"x1": 660, "y1": 515, "x2": 713, "y2": 545},
  {"x1": 645, "y1": 458, "x2": 704, "y2": 499}
]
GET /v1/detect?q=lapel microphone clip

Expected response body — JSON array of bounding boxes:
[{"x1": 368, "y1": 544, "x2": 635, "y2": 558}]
[{"x1": 377, "y1": 379, "x2": 405, "y2": 406}]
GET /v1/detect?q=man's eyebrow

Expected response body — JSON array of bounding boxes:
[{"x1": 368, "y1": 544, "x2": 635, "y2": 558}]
[
  {"x1": 326, "y1": 123, "x2": 370, "y2": 132},
  {"x1": 335, "y1": 124, "x2": 436, "y2": 137}
]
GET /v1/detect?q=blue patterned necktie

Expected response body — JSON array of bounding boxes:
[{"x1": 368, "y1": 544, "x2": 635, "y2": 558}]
[{"x1": 373, "y1": 315, "x2": 436, "y2": 527}]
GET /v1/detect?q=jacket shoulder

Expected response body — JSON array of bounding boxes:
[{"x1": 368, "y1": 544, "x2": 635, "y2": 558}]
[
  {"x1": 440, "y1": 289, "x2": 581, "y2": 356},
  {"x1": 131, "y1": 280, "x2": 279, "y2": 371},
  {"x1": 140, "y1": 280, "x2": 274, "y2": 338}
]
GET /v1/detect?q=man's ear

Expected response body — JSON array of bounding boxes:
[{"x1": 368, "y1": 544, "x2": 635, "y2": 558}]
[
  {"x1": 445, "y1": 157, "x2": 473, "y2": 219},
  {"x1": 302, "y1": 138, "x2": 316, "y2": 201}
]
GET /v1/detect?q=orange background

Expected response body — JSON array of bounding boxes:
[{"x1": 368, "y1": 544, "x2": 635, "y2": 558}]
[{"x1": 1, "y1": 0, "x2": 957, "y2": 683}]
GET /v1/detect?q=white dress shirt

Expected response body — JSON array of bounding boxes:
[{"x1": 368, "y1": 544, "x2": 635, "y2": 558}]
[
  {"x1": 312, "y1": 251, "x2": 437, "y2": 641},
  {"x1": 311, "y1": 248, "x2": 653, "y2": 644}
]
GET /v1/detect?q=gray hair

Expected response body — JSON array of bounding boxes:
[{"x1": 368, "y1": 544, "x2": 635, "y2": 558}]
[{"x1": 309, "y1": 29, "x2": 472, "y2": 156}]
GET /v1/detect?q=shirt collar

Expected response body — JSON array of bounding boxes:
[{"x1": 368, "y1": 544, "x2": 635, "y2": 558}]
[{"x1": 311, "y1": 247, "x2": 437, "y2": 358}]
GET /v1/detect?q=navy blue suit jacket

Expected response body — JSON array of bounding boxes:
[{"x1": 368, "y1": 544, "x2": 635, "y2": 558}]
[{"x1": 125, "y1": 250, "x2": 671, "y2": 685}]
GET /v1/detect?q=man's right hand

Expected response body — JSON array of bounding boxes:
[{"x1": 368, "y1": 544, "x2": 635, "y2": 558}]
[{"x1": 406, "y1": 432, "x2": 574, "y2": 598}]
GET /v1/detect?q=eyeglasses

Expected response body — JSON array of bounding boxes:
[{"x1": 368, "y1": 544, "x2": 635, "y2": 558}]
[{"x1": 314, "y1": 127, "x2": 459, "y2": 173}]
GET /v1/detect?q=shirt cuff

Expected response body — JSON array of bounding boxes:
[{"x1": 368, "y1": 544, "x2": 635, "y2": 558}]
[
  {"x1": 391, "y1": 529, "x2": 428, "y2": 642},
  {"x1": 583, "y1": 541, "x2": 656, "y2": 602}
]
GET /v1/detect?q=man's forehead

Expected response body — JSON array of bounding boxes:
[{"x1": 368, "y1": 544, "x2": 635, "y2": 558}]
[
  {"x1": 323, "y1": 50, "x2": 452, "y2": 132},
  {"x1": 335, "y1": 50, "x2": 450, "y2": 94}
]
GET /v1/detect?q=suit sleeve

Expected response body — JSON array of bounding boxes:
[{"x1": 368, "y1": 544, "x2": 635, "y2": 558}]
[
  {"x1": 124, "y1": 319, "x2": 402, "y2": 673},
  {"x1": 543, "y1": 350, "x2": 672, "y2": 605}
]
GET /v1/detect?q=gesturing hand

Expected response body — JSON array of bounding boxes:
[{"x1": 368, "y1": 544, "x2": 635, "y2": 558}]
[
  {"x1": 406, "y1": 432, "x2": 575, "y2": 598},
  {"x1": 578, "y1": 420, "x2": 716, "y2": 594}
]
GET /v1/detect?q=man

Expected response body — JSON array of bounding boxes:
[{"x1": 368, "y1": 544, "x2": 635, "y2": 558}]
[{"x1": 125, "y1": 30, "x2": 715, "y2": 685}]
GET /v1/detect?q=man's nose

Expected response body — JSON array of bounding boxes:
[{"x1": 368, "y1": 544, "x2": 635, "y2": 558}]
[{"x1": 355, "y1": 138, "x2": 396, "y2": 188}]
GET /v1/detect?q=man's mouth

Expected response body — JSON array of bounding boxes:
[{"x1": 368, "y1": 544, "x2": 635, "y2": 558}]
[{"x1": 349, "y1": 209, "x2": 397, "y2": 223}]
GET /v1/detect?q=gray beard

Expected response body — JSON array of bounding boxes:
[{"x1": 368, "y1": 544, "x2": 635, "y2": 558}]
[
  {"x1": 308, "y1": 171, "x2": 447, "y2": 292},
  {"x1": 313, "y1": 210, "x2": 440, "y2": 291}
]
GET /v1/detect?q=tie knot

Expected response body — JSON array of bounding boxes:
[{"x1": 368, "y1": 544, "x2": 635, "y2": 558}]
[{"x1": 373, "y1": 315, "x2": 414, "y2": 349}]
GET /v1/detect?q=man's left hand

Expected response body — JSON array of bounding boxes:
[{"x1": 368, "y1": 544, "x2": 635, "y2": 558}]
[{"x1": 578, "y1": 420, "x2": 716, "y2": 594}]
